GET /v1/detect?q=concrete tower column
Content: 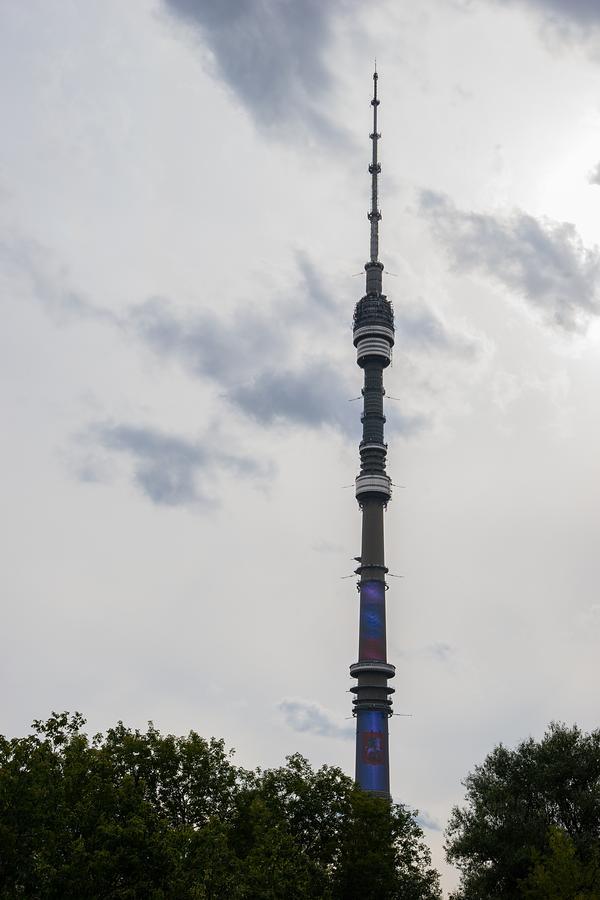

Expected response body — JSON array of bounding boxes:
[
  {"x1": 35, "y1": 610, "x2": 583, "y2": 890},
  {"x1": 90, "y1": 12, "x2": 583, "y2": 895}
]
[{"x1": 349, "y1": 70, "x2": 396, "y2": 800}]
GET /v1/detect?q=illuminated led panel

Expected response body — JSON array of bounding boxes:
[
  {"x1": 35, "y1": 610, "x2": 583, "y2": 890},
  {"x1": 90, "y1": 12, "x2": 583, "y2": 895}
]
[
  {"x1": 355, "y1": 709, "x2": 390, "y2": 794},
  {"x1": 359, "y1": 579, "x2": 386, "y2": 661}
]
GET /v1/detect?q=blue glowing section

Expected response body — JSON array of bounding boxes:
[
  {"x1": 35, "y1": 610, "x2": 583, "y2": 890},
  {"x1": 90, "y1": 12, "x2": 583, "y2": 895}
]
[
  {"x1": 359, "y1": 580, "x2": 386, "y2": 661},
  {"x1": 355, "y1": 709, "x2": 389, "y2": 794}
]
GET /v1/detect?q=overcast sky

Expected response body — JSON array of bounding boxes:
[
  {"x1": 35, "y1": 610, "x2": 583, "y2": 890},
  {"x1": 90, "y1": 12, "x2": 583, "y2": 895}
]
[{"x1": 3, "y1": 0, "x2": 600, "y2": 893}]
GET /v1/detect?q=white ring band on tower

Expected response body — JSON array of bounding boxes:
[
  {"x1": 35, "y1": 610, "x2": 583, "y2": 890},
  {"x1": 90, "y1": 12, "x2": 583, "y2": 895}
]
[
  {"x1": 356, "y1": 337, "x2": 391, "y2": 363},
  {"x1": 355, "y1": 473, "x2": 392, "y2": 500},
  {"x1": 353, "y1": 324, "x2": 395, "y2": 344}
]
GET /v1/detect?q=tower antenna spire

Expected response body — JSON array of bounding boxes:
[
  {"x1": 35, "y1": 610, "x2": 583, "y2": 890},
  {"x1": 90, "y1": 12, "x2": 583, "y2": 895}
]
[
  {"x1": 364, "y1": 68, "x2": 384, "y2": 298},
  {"x1": 368, "y1": 67, "x2": 382, "y2": 266}
]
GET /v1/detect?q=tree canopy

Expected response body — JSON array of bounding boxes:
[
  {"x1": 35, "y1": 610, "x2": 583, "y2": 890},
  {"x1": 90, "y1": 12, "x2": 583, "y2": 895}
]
[
  {"x1": 520, "y1": 827, "x2": 600, "y2": 900},
  {"x1": 446, "y1": 723, "x2": 600, "y2": 899},
  {"x1": 0, "y1": 712, "x2": 440, "y2": 899}
]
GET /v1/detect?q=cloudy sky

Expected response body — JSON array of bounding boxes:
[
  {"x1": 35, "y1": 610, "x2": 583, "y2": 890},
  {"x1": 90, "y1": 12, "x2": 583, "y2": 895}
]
[{"x1": 3, "y1": 0, "x2": 600, "y2": 892}]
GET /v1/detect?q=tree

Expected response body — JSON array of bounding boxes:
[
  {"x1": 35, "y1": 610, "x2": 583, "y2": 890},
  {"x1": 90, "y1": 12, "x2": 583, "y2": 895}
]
[
  {"x1": 245, "y1": 752, "x2": 353, "y2": 872},
  {"x1": 0, "y1": 712, "x2": 441, "y2": 899},
  {"x1": 333, "y1": 789, "x2": 441, "y2": 900},
  {"x1": 446, "y1": 723, "x2": 600, "y2": 899},
  {"x1": 0, "y1": 711, "x2": 234, "y2": 898},
  {"x1": 519, "y1": 827, "x2": 600, "y2": 900}
]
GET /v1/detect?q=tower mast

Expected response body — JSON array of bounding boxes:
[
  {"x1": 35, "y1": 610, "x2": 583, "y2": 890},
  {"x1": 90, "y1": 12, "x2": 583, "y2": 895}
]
[{"x1": 350, "y1": 68, "x2": 396, "y2": 799}]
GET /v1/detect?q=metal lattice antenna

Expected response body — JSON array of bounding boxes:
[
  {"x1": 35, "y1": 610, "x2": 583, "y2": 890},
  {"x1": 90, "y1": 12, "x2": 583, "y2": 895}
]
[
  {"x1": 368, "y1": 68, "x2": 382, "y2": 265},
  {"x1": 363, "y1": 67, "x2": 383, "y2": 298}
]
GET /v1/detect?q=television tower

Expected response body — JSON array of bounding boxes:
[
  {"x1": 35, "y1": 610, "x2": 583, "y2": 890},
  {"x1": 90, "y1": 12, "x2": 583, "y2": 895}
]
[{"x1": 349, "y1": 69, "x2": 396, "y2": 799}]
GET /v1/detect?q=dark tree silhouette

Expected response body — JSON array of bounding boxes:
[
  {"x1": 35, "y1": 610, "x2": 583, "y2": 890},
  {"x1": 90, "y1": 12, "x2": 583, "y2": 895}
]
[
  {"x1": 0, "y1": 712, "x2": 440, "y2": 899},
  {"x1": 446, "y1": 723, "x2": 600, "y2": 899}
]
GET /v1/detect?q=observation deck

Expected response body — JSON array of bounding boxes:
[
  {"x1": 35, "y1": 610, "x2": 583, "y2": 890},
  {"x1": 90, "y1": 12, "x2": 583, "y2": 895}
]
[{"x1": 353, "y1": 293, "x2": 395, "y2": 367}]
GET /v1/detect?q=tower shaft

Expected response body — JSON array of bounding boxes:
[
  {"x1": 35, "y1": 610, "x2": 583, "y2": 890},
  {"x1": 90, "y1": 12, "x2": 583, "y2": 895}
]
[{"x1": 350, "y1": 70, "x2": 395, "y2": 799}]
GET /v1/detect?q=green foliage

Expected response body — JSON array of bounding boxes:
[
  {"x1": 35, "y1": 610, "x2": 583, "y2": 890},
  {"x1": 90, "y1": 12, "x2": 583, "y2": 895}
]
[
  {"x1": 446, "y1": 723, "x2": 600, "y2": 900},
  {"x1": 519, "y1": 827, "x2": 600, "y2": 900},
  {"x1": 333, "y1": 789, "x2": 441, "y2": 900},
  {"x1": 0, "y1": 712, "x2": 440, "y2": 899}
]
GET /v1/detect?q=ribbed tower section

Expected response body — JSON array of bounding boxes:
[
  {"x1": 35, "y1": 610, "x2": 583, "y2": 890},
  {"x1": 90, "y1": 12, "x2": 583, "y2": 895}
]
[{"x1": 350, "y1": 70, "x2": 395, "y2": 799}]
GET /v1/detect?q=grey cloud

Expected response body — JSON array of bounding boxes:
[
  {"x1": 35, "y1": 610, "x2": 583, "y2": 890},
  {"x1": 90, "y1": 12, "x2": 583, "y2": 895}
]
[
  {"x1": 425, "y1": 641, "x2": 455, "y2": 662},
  {"x1": 126, "y1": 252, "x2": 341, "y2": 388},
  {"x1": 80, "y1": 422, "x2": 267, "y2": 508},
  {"x1": 0, "y1": 235, "x2": 368, "y2": 435},
  {"x1": 161, "y1": 0, "x2": 353, "y2": 142},
  {"x1": 295, "y1": 252, "x2": 338, "y2": 314},
  {"x1": 385, "y1": 407, "x2": 429, "y2": 438},
  {"x1": 125, "y1": 264, "x2": 431, "y2": 437},
  {"x1": 421, "y1": 190, "x2": 600, "y2": 332},
  {"x1": 311, "y1": 539, "x2": 344, "y2": 554},
  {"x1": 127, "y1": 299, "x2": 362, "y2": 433},
  {"x1": 127, "y1": 297, "x2": 279, "y2": 385},
  {"x1": 415, "y1": 811, "x2": 442, "y2": 832},
  {"x1": 0, "y1": 235, "x2": 116, "y2": 326},
  {"x1": 70, "y1": 452, "x2": 114, "y2": 485},
  {"x1": 498, "y1": 0, "x2": 600, "y2": 28},
  {"x1": 588, "y1": 162, "x2": 600, "y2": 186},
  {"x1": 278, "y1": 698, "x2": 354, "y2": 740},
  {"x1": 126, "y1": 290, "x2": 437, "y2": 437},
  {"x1": 5, "y1": 230, "x2": 466, "y2": 437},
  {"x1": 228, "y1": 363, "x2": 356, "y2": 433},
  {"x1": 229, "y1": 364, "x2": 430, "y2": 438},
  {"x1": 395, "y1": 301, "x2": 478, "y2": 359},
  {"x1": 577, "y1": 604, "x2": 600, "y2": 627}
]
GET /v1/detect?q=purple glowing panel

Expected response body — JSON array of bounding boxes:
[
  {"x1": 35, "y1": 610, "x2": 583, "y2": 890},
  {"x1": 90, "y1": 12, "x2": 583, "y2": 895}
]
[
  {"x1": 355, "y1": 709, "x2": 389, "y2": 794},
  {"x1": 359, "y1": 579, "x2": 386, "y2": 661}
]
